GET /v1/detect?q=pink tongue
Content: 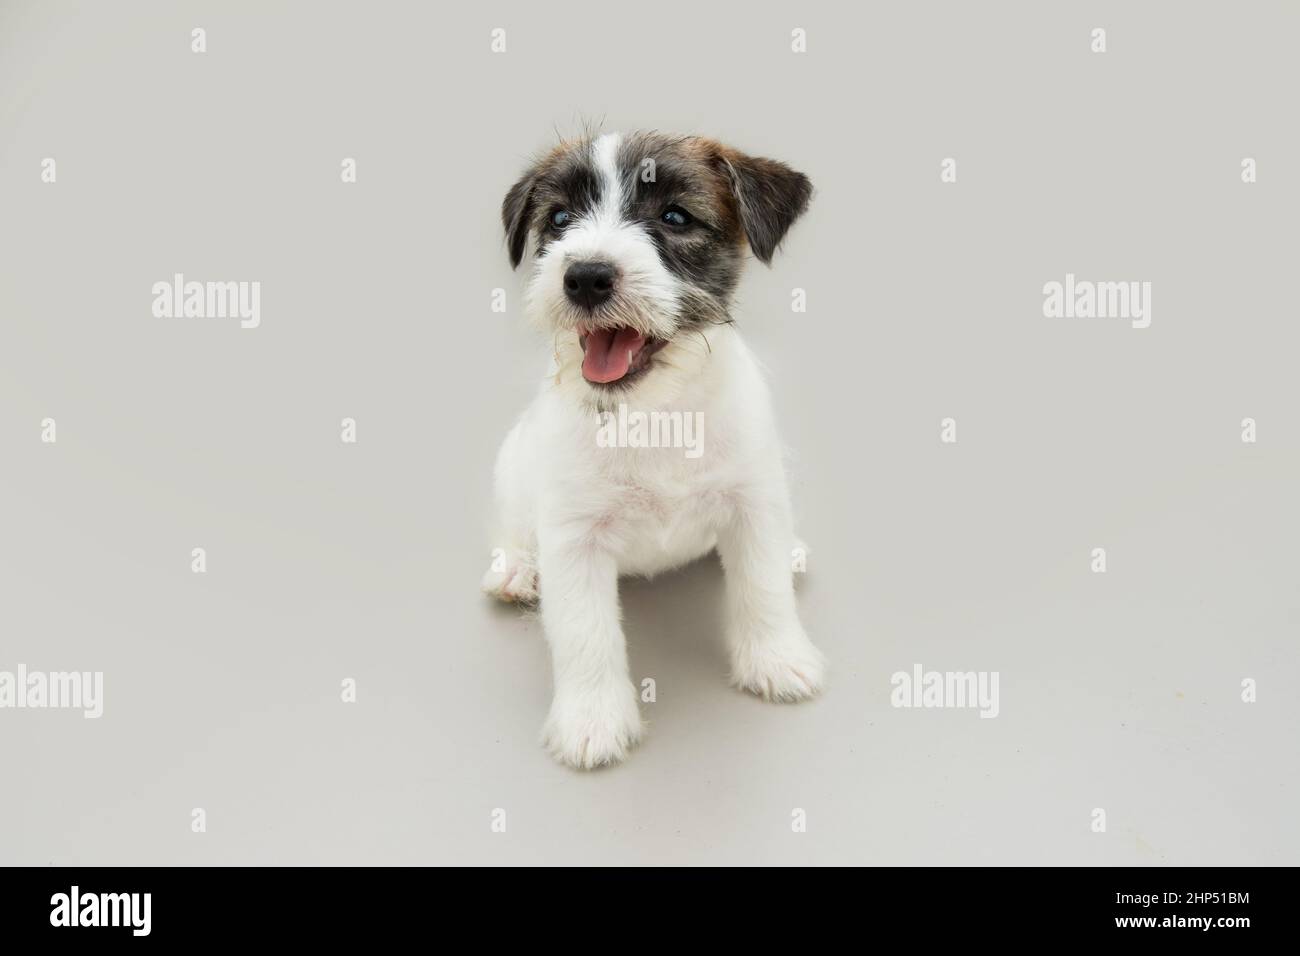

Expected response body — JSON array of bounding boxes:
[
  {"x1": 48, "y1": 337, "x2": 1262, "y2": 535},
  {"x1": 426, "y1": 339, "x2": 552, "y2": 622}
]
[{"x1": 581, "y1": 328, "x2": 646, "y2": 383}]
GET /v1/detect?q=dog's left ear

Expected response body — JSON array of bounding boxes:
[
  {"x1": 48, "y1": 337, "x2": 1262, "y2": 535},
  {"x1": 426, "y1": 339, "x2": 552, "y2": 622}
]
[
  {"x1": 718, "y1": 150, "x2": 812, "y2": 264},
  {"x1": 502, "y1": 166, "x2": 537, "y2": 269}
]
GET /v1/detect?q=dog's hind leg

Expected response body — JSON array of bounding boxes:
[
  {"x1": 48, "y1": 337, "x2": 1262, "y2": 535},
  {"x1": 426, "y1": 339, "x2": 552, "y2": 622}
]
[
  {"x1": 481, "y1": 544, "x2": 539, "y2": 605},
  {"x1": 481, "y1": 420, "x2": 540, "y2": 605}
]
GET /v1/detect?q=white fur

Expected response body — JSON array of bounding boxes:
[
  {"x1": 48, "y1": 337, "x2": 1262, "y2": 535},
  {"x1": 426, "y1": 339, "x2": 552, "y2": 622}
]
[{"x1": 485, "y1": 133, "x2": 825, "y2": 770}]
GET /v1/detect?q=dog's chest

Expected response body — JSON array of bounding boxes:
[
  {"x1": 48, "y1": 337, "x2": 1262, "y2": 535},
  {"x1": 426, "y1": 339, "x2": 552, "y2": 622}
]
[{"x1": 593, "y1": 453, "x2": 734, "y2": 573}]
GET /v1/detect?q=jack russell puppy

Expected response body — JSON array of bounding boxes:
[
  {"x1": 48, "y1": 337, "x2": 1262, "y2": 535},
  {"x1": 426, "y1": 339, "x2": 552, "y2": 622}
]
[{"x1": 483, "y1": 131, "x2": 825, "y2": 769}]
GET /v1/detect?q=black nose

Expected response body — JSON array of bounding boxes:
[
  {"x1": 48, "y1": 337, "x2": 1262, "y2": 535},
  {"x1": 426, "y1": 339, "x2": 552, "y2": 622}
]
[{"x1": 563, "y1": 261, "x2": 616, "y2": 309}]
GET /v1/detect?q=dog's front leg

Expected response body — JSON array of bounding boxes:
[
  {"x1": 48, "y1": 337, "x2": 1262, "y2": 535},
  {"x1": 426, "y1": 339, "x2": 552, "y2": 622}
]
[
  {"x1": 719, "y1": 485, "x2": 827, "y2": 701},
  {"x1": 537, "y1": 525, "x2": 644, "y2": 769}
]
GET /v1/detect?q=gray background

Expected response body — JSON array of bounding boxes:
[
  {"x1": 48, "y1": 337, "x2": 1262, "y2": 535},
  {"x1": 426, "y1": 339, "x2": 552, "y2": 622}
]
[{"x1": 1, "y1": 0, "x2": 1296, "y2": 865}]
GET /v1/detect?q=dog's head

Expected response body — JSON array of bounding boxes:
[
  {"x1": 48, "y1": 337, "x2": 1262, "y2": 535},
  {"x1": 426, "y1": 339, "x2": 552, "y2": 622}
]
[{"x1": 503, "y1": 131, "x2": 811, "y2": 405}]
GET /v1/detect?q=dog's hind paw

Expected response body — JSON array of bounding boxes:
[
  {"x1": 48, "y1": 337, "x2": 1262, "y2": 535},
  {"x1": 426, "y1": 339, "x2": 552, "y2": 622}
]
[
  {"x1": 791, "y1": 536, "x2": 810, "y2": 583},
  {"x1": 480, "y1": 548, "x2": 539, "y2": 605}
]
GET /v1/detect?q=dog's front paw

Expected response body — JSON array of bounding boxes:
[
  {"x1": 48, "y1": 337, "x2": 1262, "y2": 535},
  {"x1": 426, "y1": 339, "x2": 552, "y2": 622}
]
[
  {"x1": 480, "y1": 548, "x2": 538, "y2": 605},
  {"x1": 541, "y1": 682, "x2": 644, "y2": 770},
  {"x1": 731, "y1": 631, "x2": 827, "y2": 703}
]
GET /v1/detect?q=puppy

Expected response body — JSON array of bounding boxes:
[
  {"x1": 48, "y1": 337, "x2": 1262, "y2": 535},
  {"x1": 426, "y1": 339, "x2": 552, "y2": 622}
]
[{"x1": 483, "y1": 131, "x2": 825, "y2": 769}]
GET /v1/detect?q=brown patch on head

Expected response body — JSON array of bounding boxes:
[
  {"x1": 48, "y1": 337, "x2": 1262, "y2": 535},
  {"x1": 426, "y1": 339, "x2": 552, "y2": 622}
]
[
  {"x1": 615, "y1": 133, "x2": 744, "y2": 240},
  {"x1": 501, "y1": 139, "x2": 588, "y2": 268},
  {"x1": 594, "y1": 133, "x2": 738, "y2": 317}
]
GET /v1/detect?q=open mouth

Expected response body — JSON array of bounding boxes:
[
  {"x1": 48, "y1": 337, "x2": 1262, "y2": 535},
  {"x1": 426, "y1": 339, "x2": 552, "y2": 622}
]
[{"x1": 579, "y1": 327, "x2": 666, "y2": 385}]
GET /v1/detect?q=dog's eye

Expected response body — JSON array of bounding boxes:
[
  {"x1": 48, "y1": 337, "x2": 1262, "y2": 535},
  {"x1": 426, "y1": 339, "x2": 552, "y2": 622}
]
[
  {"x1": 549, "y1": 209, "x2": 571, "y2": 231},
  {"x1": 661, "y1": 206, "x2": 692, "y2": 227}
]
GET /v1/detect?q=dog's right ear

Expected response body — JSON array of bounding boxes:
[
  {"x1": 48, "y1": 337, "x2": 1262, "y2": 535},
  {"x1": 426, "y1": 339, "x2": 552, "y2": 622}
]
[{"x1": 502, "y1": 166, "x2": 537, "y2": 269}]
